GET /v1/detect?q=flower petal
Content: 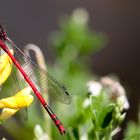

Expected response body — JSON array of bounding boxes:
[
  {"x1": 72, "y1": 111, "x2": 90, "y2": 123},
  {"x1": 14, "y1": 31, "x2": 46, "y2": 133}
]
[
  {"x1": 0, "y1": 108, "x2": 18, "y2": 122},
  {"x1": 0, "y1": 61, "x2": 12, "y2": 86},
  {"x1": 0, "y1": 49, "x2": 13, "y2": 85},
  {"x1": 87, "y1": 81, "x2": 102, "y2": 96},
  {"x1": 0, "y1": 49, "x2": 13, "y2": 72},
  {"x1": 15, "y1": 86, "x2": 33, "y2": 108},
  {"x1": 0, "y1": 87, "x2": 33, "y2": 109}
]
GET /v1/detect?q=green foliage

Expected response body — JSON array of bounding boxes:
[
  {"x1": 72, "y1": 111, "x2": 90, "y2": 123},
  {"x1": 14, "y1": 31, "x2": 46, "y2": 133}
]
[
  {"x1": 48, "y1": 9, "x2": 125, "y2": 140},
  {"x1": 49, "y1": 9, "x2": 105, "y2": 71},
  {"x1": 89, "y1": 89, "x2": 126, "y2": 140},
  {"x1": 124, "y1": 122, "x2": 140, "y2": 140},
  {"x1": 123, "y1": 107, "x2": 140, "y2": 140}
]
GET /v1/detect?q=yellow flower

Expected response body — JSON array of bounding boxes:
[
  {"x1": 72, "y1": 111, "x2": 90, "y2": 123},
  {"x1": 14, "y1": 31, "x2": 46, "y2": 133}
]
[
  {"x1": 0, "y1": 49, "x2": 34, "y2": 122},
  {"x1": 0, "y1": 49, "x2": 13, "y2": 85},
  {"x1": 0, "y1": 86, "x2": 33, "y2": 109},
  {"x1": 0, "y1": 86, "x2": 33, "y2": 122},
  {"x1": 0, "y1": 108, "x2": 18, "y2": 122}
]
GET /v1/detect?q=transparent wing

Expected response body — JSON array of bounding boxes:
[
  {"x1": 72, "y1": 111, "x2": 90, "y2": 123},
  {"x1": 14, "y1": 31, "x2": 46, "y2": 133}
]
[
  {"x1": 10, "y1": 64, "x2": 29, "y2": 121},
  {"x1": 0, "y1": 50, "x2": 28, "y2": 121},
  {"x1": 5, "y1": 38, "x2": 71, "y2": 105}
]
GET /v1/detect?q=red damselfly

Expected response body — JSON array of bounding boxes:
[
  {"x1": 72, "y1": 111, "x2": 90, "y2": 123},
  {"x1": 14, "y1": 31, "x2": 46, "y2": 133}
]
[{"x1": 0, "y1": 25, "x2": 71, "y2": 134}]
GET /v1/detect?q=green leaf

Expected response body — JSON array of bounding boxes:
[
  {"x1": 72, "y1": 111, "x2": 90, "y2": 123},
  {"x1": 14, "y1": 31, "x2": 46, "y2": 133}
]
[{"x1": 101, "y1": 104, "x2": 115, "y2": 128}]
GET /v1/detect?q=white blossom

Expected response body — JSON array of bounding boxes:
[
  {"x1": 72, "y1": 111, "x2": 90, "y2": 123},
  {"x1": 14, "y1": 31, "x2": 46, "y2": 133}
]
[{"x1": 87, "y1": 81, "x2": 102, "y2": 96}]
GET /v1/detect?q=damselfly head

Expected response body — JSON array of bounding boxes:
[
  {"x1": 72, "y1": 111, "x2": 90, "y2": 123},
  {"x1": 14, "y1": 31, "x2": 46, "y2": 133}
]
[{"x1": 0, "y1": 24, "x2": 6, "y2": 40}]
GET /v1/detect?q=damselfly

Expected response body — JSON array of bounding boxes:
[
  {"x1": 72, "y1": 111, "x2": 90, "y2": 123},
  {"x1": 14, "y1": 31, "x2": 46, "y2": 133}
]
[{"x1": 0, "y1": 25, "x2": 71, "y2": 134}]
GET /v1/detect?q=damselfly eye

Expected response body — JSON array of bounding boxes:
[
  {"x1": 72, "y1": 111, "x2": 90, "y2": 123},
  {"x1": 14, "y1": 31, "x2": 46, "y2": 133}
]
[{"x1": 0, "y1": 25, "x2": 6, "y2": 40}]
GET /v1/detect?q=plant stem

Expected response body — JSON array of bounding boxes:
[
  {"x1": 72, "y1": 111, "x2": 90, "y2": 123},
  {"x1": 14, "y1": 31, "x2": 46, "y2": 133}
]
[{"x1": 95, "y1": 131, "x2": 99, "y2": 140}]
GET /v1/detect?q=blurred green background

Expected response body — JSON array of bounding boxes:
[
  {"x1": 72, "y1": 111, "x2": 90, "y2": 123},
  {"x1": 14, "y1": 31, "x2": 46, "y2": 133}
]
[{"x1": 0, "y1": 1, "x2": 140, "y2": 140}]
